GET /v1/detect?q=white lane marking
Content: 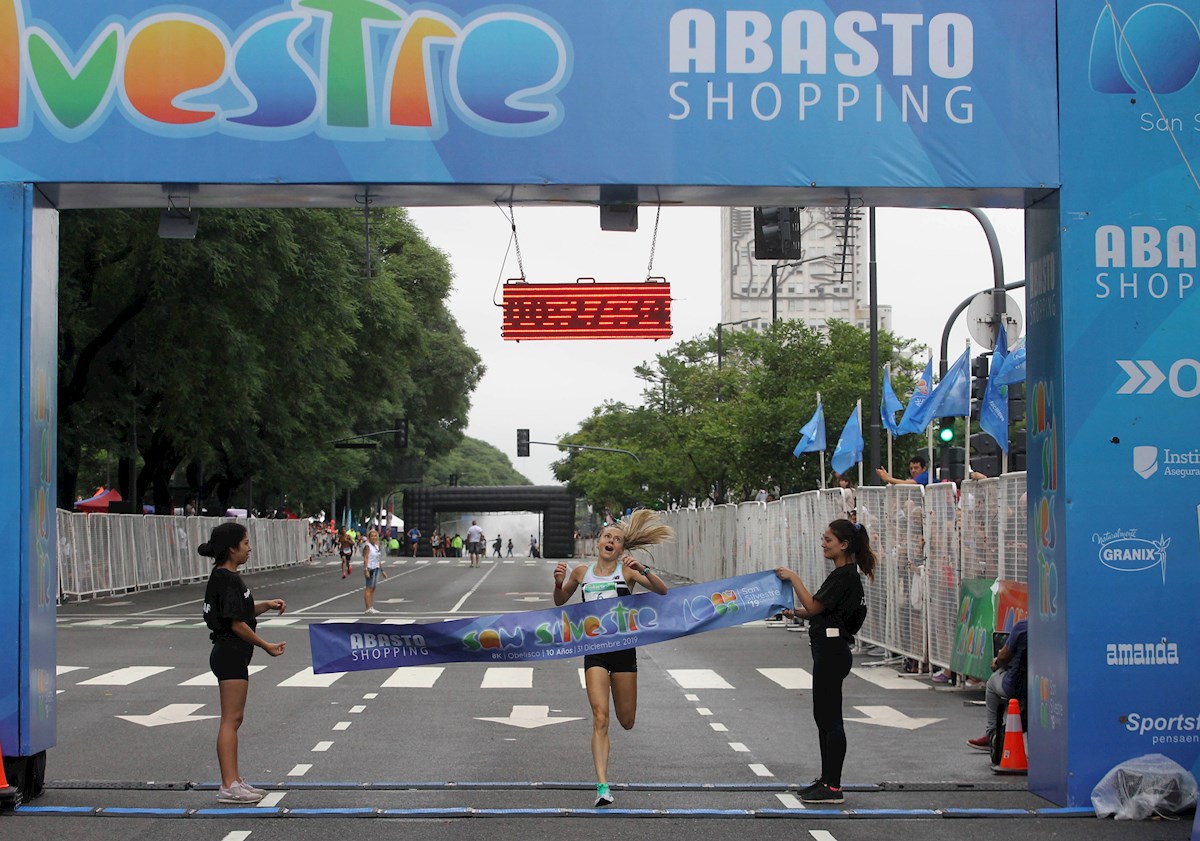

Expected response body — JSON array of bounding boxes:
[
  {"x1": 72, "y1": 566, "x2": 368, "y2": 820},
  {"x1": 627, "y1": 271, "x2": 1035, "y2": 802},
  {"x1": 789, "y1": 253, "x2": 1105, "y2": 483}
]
[
  {"x1": 683, "y1": 694, "x2": 699, "y2": 701},
  {"x1": 696, "y1": 708, "x2": 713, "y2": 716},
  {"x1": 850, "y1": 667, "x2": 929, "y2": 691},
  {"x1": 363, "y1": 693, "x2": 378, "y2": 699},
  {"x1": 312, "y1": 741, "x2": 333, "y2": 752},
  {"x1": 133, "y1": 596, "x2": 204, "y2": 615},
  {"x1": 291, "y1": 564, "x2": 428, "y2": 614},
  {"x1": 667, "y1": 669, "x2": 733, "y2": 689},
  {"x1": 257, "y1": 792, "x2": 286, "y2": 808},
  {"x1": 74, "y1": 619, "x2": 123, "y2": 627},
  {"x1": 278, "y1": 668, "x2": 344, "y2": 688},
  {"x1": 332, "y1": 721, "x2": 351, "y2": 731},
  {"x1": 179, "y1": 666, "x2": 266, "y2": 686},
  {"x1": 749, "y1": 764, "x2": 773, "y2": 777},
  {"x1": 381, "y1": 667, "x2": 444, "y2": 688},
  {"x1": 287, "y1": 764, "x2": 311, "y2": 777},
  {"x1": 417, "y1": 560, "x2": 430, "y2": 565},
  {"x1": 482, "y1": 667, "x2": 533, "y2": 689},
  {"x1": 437, "y1": 560, "x2": 450, "y2": 565},
  {"x1": 349, "y1": 705, "x2": 366, "y2": 713},
  {"x1": 776, "y1": 793, "x2": 804, "y2": 809},
  {"x1": 729, "y1": 742, "x2": 749, "y2": 752},
  {"x1": 448, "y1": 562, "x2": 500, "y2": 613},
  {"x1": 138, "y1": 619, "x2": 186, "y2": 627},
  {"x1": 809, "y1": 832, "x2": 839, "y2": 841},
  {"x1": 258, "y1": 618, "x2": 300, "y2": 626},
  {"x1": 758, "y1": 667, "x2": 813, "y2": 689},
  {"x1": 56, "y1": 666, "x2": 87, "y2": 675},
  {"x1": 79, "y1": 666, "x2": 173, "y2": 685},
  {"x1": 219, "y1": 832, "x2": 253, "y2": 841},
  {"x1": 710, "y1": 723, "x2": 728, "y2": 732}
]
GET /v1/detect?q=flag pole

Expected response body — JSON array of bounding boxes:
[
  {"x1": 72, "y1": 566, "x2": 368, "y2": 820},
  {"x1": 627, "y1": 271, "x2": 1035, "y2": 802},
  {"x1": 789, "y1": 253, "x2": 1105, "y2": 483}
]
[
  {"x1": 965, "y1": 339, "x2": 973, "y2": 480},
  {"x1": 856, "y1": 399, "x2": 864, "y2": 487},
  {"x1": 817, "y1": 391, "x2": 826, "y2": 490},
  {"x1": 885, "y1": 362, "x2": 894, "y2": 475}
]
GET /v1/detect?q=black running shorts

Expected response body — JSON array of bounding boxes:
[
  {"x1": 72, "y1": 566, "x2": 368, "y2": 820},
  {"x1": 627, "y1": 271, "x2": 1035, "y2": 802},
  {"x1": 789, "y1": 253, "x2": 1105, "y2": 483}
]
[
  {"x1": 209, "y1": 638, "x2": 254, "y2": 681},
  {"x1": 583, "y1": 648, "x2": 637, "y2": 674}
]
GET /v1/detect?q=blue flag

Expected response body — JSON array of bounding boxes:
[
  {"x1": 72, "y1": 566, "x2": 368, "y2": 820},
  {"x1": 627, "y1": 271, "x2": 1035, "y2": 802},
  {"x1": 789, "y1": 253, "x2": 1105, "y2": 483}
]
[
  {"x1": 831, "y1": 406, "x2": 863, "y2": 476},
  {"x1": 896, "y1": 359, "x2": 934, "y2": 435},
  {"x1": 904, "y1": 348, "x2": 971, "y2": 433},
  {"x1": 793, "y1": 400, "x2": 826, "y2": 456},
  {"x1": 309, "y1": 571, "x2": 793, "y2": 673},
  {"x1": 995, "y1": 340, "x2": 1026, "y2": 385},
  {"x1": 881, "y1": 367, "x2": 904, "y2": 436},
  {"x1": 980, "y1": 325, "x2": 1010, "y2": 453}
]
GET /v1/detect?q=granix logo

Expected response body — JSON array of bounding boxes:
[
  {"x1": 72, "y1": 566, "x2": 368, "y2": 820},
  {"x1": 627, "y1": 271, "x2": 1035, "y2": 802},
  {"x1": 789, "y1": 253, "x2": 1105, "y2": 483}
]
[
  {"x1": 1093, "y1": 528, "x2": 1170, "y2": 583},
  {"x1": 1090, "y1": 4, "x2": 1200, "y2": 95}
]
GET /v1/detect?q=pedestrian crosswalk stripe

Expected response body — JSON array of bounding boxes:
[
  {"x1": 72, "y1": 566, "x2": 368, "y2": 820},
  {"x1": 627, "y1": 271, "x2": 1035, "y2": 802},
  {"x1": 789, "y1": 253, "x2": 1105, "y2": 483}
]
[
  {"x1": 288, "y1": 764, "x2": 311, "y2": 777},
  {"x1": 179, "y1": 666, "x2": 266, "y2": 686},
  {"x1": 74, "y1": 619, "x2": 123, "y2": 627},
  {"x1": 481, "y1": 667, "x2": 533, "y2": 689},
  {"x1": 757, "y1": 668, "x2": 813, "y2": 689},
  {"x1": 850, "y1": 667, "x2": 928, "y2": 691},
  {"x1": 78, "y1": 666, "x2": 173, "y2": 685},
  {"x1": 381, "y1": 667, "x2": 444, "y2": 688},
  {"x1": 775, "y1": 793, "x2": 803, "y2": 809},
  {"x1": 279, "y1": 667, "x2": 344, "y2": 688},
  {"x1": 138, "y1": 619, "x2": 186, "y2": 627},
  {"x1": 260, "y1": 617, "x2": 301, "y2": 626},
  {"x1": 57, "y1": 666, "x2": 87, "y2": 676},
  {"x1": 749, "y1": 764, "x2": 773, "y2": 777},
  {"x1": 312, "y1": 741, "x2": 333, "y2": 752},
  {"x1": 667, "y1": 669, "x2": 733, "y2": 689}
]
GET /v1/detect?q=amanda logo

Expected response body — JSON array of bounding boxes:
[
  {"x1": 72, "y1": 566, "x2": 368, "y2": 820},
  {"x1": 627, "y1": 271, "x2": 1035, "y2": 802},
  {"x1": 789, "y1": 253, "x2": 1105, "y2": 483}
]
[
  {"x1": 1090, "y1": 4, "x2": 1200, "y2": 95},
  {"x1": 0, "y1": 0, "x2": 570, "y2": 141}
]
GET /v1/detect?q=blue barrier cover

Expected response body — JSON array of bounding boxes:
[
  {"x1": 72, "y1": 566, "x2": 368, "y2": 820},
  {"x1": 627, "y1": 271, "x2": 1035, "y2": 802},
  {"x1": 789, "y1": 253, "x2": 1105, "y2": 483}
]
[{"x1": 310, "y1": 570, "x2": 792, "y2": 673}]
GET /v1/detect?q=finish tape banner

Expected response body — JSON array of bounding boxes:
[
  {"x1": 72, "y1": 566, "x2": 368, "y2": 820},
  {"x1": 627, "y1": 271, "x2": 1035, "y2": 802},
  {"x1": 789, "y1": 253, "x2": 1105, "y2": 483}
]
[{"x1": 309, "y1": 570, "x2": 792, "y2": 674}]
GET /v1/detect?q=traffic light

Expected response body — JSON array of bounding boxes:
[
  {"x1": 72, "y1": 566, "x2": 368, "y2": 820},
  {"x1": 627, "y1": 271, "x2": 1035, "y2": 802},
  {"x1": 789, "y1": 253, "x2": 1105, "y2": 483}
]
[
  {"x1": 1008, "y1": 382, "x2": 1026, "y2": 424},
  {"x1": 394, "y1": 419, "x2": 408, "y2": 448},
  {"x1": 970, "y1": 355, "x2": 990, "y2": 416},
  {"x1": 970, "y1": 431, "x2": 1001, "y2": 478},
  {"x1": 752, "y1": 207, "x2": 803, "y2": 260},
  {"x1": 516, "y1": 428, "x2": 530, "y2": 457},
  {"x1": 937, "y1": 416, "x2": 957, "y2": 444},
  {"x1": 939, "y1": 446, "x2": 966, "y2": 482},
  {"x1": 1011, "y1": 428, "x2": 1027, "y2": 471}
]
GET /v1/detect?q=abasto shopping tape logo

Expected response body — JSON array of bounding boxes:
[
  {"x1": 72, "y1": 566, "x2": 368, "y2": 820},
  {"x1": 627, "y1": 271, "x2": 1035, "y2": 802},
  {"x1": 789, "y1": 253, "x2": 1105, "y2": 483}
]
[
  {"x1": 0, "y1": 0, "x2": 571, "y2": 141},
  {"x1": 1090, "y1": 4, "x2": 1200, "y2": 95}
]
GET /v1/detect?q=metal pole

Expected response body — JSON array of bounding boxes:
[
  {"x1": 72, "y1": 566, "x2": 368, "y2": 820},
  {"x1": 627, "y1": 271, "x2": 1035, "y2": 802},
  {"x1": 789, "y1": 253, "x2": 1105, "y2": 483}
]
[
  {"x1": 771, "y1": 264, "x2": 778, "y2": 323},
  {"x1": 868, "y1": 207, "x2": 880, "y2": 483},
  {"x1": 716, "y1": 322, "x2": 723, "y2": 371}
]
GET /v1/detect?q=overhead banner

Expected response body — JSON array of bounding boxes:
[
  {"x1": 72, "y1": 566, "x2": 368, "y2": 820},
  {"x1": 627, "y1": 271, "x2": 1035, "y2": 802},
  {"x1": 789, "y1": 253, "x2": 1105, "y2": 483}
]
[
  {"x1": 0, "y1": 0, "x2": 1058, "y2": 188},
  {"x1": 501, "y1": 281, "x2": 672, "y2": 341},
  {"x1": 309, "y1": 570, "x2": 792, "y2": 673}
]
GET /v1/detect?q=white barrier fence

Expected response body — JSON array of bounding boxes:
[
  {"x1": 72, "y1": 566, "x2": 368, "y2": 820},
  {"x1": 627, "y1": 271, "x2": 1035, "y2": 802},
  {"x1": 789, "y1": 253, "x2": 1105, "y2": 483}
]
[
  {"x1": 57, "y1": 511, "x2": 311, "y2": 601},
  {"x1": 644, "y1": 473, "x2": 1027, "y2": 673}
]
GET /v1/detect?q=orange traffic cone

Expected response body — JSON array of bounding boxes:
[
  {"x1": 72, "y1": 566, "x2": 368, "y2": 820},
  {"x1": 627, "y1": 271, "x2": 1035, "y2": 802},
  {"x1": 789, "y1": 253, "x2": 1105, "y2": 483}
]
[
  {"x1": 0, "y1": 739, "x2": 19, "y2": 810},
  {"x1": 994, "y1": 698, "x2": 1028, "y2": 775}
]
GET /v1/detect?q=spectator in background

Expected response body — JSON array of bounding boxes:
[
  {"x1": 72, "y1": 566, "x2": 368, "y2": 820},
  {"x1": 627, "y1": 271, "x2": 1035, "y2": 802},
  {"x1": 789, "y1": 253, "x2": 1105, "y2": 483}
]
[
  {"x1": 493, "y1": 535, "x2": 503, "y2": 558},
  {"x1": 967, "y1": 619, "x2": 1029, "y2": 750},
  {"x1": 836, "y1": 474, "x2": 857, "y2": 522},
  {"x1": 451, "y1": 532, "x2": 463, "y2": 558},
  {"x1": 876, "y1": 453, "x2": 930, "y2": 486},
  {"x1": 467, "y1": 520, "x2": 484, "y2": 567}
]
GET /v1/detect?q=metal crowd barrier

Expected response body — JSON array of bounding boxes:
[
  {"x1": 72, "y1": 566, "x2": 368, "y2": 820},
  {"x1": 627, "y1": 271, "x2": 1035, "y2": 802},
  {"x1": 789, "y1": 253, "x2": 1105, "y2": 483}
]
[
  {"x1": 57, "y1": 511, "x2": 312, "y2": 601},
  {"x1": 652, "y1": 473, "x2": 1028, "y2": 673}
]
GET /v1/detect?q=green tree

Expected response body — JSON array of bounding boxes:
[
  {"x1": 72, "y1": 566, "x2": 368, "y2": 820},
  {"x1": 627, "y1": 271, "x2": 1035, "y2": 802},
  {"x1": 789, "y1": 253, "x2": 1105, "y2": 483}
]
[
  {"x1": 423, "y1": 436, "x2": 534, "y2": 488},
  {"x1": 58, "y1": 207, "x2": 482, "y2": 513},
  {"x1": 553, "y1": 320, "x2": 926, "y2": 510}
]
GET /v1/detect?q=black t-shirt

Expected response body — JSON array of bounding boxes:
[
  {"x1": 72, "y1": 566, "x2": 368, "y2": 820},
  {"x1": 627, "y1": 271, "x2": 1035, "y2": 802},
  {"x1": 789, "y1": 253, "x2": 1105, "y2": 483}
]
[
  {"x1": 808, "y1": 563, "x2": 866, "y2": 641},
  {"x1": 203, "y1": 567, "x2": 256, "y2": 642}
]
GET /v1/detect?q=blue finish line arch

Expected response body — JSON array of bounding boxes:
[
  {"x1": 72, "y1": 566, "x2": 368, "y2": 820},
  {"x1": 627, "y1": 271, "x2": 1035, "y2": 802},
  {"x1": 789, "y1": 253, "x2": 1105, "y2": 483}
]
[{"x1": 0, "y1": 0, "x2": 1196, "y2": 808}]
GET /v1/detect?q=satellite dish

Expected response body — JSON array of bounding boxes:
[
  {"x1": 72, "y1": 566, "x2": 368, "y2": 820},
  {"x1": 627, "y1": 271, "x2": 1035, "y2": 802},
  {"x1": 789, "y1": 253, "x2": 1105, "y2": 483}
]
[{"x1": 965, "y1": 290, "x2": 1023, "y2": 350}]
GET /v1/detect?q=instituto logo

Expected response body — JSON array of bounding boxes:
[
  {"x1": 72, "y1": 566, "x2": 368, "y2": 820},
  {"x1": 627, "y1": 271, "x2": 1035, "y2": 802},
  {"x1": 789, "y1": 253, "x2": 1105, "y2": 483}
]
[
  {"x1": 1106, "y1": 638, "x2": 1179, "y2": 666},
  {"x1": 1092, "y1": 528, "x2": 1170, "y2": 583},
  {"x1": 1133, "y1": 445, "x2": 1200, "y2": 478}
]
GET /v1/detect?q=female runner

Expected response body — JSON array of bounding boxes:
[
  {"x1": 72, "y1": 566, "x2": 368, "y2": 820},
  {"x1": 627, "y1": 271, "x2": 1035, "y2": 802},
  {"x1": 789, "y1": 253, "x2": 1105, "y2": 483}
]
[{"x1": 552, "y1": 509, "x2": 671, "y2": 807}]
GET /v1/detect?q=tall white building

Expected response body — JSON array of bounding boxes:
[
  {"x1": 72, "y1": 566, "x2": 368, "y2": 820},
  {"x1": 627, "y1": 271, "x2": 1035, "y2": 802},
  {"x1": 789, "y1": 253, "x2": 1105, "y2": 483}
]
[{"x1": 720, "y1": 207, "x2": 892, "y2": 335}]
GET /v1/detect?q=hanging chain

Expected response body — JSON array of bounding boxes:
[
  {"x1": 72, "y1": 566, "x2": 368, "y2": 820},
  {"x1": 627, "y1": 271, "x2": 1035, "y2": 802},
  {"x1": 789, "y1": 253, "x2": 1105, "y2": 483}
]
[
  {"x1": 509, "y1": 200, "x2": 526, "y2": 280},
  {"x1": 646, "y1": 203, "x2": 662, "y2": 279}
]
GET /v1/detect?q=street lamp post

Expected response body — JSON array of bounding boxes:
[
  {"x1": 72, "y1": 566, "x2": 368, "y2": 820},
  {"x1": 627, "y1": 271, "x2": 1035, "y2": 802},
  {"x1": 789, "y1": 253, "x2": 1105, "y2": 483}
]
[
  {"x1": 770, "y1": 259, "x2": 820, "y2": 323},
  {"x1": 716, "y1": 317, "x2": 760, "y2": 370}
]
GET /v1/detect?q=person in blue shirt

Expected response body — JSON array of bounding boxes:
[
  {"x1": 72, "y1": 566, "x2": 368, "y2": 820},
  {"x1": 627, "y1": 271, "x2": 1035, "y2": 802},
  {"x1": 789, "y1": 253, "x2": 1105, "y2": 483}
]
[
  {"x1": 967, "y1": 618, "x2": 1029, "y2": 750},
  {"x1": 876, "y1": 453, "x2": 930, "y2": 486}
]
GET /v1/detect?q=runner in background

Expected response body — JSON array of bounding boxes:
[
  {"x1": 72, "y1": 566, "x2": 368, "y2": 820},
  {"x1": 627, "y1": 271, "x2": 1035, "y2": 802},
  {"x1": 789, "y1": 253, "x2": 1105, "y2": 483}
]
[
  {"x1": 337, "y1": 529, "x2": 354, "y2": 579},
  {"x1": 552, "y1": 510, "x2": 672, "y2": 807}
]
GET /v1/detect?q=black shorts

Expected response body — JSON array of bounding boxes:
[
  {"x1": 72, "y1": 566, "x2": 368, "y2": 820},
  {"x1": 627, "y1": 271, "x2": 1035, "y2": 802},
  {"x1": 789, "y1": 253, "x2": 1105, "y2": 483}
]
[
  {"x1": 583, "y1": 648, "x2": 637, "y2": 674},
  {"x1": 210, "y1": 638, "x2": 254, "y2": 681}
]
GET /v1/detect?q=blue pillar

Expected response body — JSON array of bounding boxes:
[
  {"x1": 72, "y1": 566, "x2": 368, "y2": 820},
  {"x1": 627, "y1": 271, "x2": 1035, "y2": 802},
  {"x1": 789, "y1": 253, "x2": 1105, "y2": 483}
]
[
  {"x1": 0, "y1": 183, "x2": 58, "y2": 768},
  {"x1": 1028, "y1": 2, "x2": 1200, "y2": 805}
]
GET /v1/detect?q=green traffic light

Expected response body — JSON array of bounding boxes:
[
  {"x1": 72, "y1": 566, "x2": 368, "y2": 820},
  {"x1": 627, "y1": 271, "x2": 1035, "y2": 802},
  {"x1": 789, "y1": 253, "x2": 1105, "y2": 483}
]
[{"x1": 938, "y1": 424, "x2": 955, "y2": 443}]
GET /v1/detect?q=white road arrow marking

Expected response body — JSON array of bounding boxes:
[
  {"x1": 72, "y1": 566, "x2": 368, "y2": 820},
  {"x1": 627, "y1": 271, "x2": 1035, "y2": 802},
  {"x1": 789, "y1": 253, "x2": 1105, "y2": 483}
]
[
  {"x1": 475, "y1": 705, "x2": 582, "y2": 729},
  {"x1": 845, "y1": 705, "x2": 943, "y2": 730},
  {"x1": 116, "y1": 703, "x2": 218, "y2": 728}
]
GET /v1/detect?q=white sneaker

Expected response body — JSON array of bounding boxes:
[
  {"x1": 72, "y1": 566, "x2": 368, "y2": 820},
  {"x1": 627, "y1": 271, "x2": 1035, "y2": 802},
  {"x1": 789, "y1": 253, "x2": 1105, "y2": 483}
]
[
  {"x1": 239, "y1": 778, "x2": 268, "y2": 797},
  {"x1": 217, "y1": 781, "x2": 263, "y2": 804}
]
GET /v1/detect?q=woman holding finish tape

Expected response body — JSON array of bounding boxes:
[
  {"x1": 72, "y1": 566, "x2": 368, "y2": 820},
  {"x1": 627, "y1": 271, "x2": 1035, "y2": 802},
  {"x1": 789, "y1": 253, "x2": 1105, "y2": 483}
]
[
  {"x1": 552, "y1": 509, "x2": 671, "y2": 808},
  {"x1": 776, "y1": 518, "x2": 875, "y2": 804}
]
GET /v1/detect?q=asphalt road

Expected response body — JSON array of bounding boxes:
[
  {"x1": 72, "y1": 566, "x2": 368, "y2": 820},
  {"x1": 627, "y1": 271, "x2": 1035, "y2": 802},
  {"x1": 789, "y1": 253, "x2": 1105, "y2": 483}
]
[{"x1": 4, "y1": 553, "x2": 1191, "y2": 841}]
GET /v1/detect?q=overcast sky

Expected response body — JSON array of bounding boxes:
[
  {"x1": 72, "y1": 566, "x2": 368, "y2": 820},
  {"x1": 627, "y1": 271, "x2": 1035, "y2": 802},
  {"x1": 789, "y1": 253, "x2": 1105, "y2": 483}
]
[{"x1": 407, "y1": 206, "x2": 1026, "y2": 486}]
